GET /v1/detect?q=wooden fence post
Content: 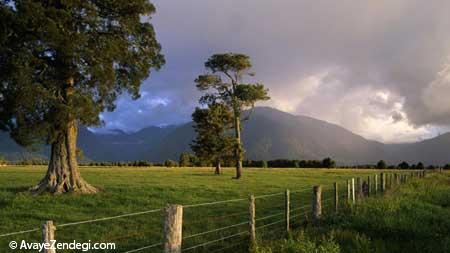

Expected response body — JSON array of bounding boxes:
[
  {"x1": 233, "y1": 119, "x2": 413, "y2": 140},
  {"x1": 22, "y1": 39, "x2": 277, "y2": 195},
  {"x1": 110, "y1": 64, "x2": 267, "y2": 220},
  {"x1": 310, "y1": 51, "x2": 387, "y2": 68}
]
[
  {"x1": 285, "y1": 189, "x2": 290, "y2": 232},
  {"x1": 164, "y1": 204, "x2": 183, "y2": 253},
  {"x1": 357, "y1": 177, "x2": 363, "y2": 200},
  {"x1": 312, "y1": 186, "x2": 322, "y2": 223},
  {"x1": 347, "y1": 179, "x2": 351, "y2": 203},
  {"x1": 334, "y1": 182, "x2": 338, "y2": 213},
  {"x1": 42, "y1": 220, "x2": 56, "y2": 253},
  {"x1": 374, "y1": 174, "x2": 378, "y2": 195},
  {"x1": 367, "y1": 176, "x2": 371, "y2": 197},
  {"x1": 351, "y1": 178, "x2": 355, "y2": 204},
  {"x1": 249, "y1": 194, "x2": 256, "y2": 248},
  {"x1": 381, "y1": 173, "x2": 386, "y2": 192}
]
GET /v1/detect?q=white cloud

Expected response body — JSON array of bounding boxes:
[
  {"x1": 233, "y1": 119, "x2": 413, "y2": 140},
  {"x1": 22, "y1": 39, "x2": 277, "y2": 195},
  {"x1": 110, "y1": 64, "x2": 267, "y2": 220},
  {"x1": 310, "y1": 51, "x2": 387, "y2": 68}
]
[
  {"x1": 268, "y1": 71, "x2": 329, "y2": 113},
  {"x1": 268, "y1": 70, "x2": 440, "y2": 143},
  {"x1": 422, "y1": 60, "x2": 450, "y2": 124}
]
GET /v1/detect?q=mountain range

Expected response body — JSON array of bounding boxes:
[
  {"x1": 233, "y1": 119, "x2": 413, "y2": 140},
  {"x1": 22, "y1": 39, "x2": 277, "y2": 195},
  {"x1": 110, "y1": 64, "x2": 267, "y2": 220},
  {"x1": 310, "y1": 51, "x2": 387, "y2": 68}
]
[{"x1": 1, "y1": 107, "x2": 449, "y2": 165}]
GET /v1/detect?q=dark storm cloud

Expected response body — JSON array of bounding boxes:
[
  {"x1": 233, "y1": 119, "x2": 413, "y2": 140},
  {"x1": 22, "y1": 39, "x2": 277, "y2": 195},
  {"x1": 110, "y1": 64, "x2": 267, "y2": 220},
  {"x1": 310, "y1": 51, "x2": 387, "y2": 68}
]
[{"x1": 100, "y1": 0, "x2": 450, "y2": 142}]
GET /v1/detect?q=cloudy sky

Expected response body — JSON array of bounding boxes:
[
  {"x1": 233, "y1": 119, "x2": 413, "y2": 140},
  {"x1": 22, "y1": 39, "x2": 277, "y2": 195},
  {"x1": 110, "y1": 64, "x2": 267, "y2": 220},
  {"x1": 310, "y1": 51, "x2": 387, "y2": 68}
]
[{"x1": 99, "y1": 0, "x2": 450, "y2": 143}]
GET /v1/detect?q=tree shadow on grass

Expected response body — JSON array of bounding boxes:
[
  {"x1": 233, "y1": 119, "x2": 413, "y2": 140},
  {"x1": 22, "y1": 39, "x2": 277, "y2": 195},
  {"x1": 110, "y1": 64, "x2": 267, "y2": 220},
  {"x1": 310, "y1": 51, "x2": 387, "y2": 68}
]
[{"x1": 0, "y1": 186, "x2": 31, "y2": 194}]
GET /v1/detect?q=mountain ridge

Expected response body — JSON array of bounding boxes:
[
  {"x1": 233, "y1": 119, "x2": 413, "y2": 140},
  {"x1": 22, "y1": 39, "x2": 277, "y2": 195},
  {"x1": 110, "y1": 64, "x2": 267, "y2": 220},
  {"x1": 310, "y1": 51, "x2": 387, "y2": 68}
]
[{"x1": 0, "y1": 107, "x2": 448, "y2": 165}]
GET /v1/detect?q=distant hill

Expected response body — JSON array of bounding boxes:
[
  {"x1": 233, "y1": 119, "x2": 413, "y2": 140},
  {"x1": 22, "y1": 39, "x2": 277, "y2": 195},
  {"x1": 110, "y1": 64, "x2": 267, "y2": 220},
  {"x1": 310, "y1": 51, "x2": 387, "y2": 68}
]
[
  {"x1": 1, "y1": 107, "x2": 449, "y2": 165},
  {"x1": 151, "y1": 107, "x2": 390, "y2": 164},
  {"x1": 385, "y1": 133, "x2": 450, "y2": 165}
]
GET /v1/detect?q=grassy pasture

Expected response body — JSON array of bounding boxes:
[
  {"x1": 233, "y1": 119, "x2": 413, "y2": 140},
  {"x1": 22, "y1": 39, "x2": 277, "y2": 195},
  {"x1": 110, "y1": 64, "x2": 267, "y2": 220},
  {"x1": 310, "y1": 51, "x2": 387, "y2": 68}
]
[
  {"x1": 0, "y1": 166, "x2": 412, "y2": 252},
  {"x1": 257, "y1": 172, "x2": 450, "y2": 253}
]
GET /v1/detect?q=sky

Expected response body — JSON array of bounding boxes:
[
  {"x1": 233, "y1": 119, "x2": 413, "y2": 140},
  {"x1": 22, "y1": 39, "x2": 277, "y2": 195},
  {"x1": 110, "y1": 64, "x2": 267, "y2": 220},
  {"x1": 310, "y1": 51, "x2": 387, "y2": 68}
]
[{"x1": 99, "y1": 0, "x2": 450, "y2": 143}]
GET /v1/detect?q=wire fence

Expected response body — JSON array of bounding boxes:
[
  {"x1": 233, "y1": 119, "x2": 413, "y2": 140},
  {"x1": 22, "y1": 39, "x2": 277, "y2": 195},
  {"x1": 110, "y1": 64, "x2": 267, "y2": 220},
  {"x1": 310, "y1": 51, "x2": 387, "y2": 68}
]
[{"x1": 0, "y1": 171, "x2": 426, "y2": 252}]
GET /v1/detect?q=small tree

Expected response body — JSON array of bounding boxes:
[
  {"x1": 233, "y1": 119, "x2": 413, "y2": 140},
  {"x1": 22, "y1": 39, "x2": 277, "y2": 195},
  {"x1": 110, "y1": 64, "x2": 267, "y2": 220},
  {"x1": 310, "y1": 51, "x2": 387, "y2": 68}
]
[
  {"x1": 416, "y1": 162, "x2": 425, "y2": 170},
  {"x1": 322, "y1": 157, "x2": 336, "y2": 168},
  {"x1": 195, "y1": 53, "x2": 270, "y2": 178},
  {"x1": 179, "y1": 153, "x2": 196, "y2": 167},
  {"x1": 191, "y1": 104, "x2": 235, "y2": 175},
  {"x1": 398, "y1": 161, "x2": 410, "y2": 170},
  {"x1": 164, "y1": 160, "x2": 178, "y2": 168},
  {"x1": 376, "y1": 160, "x2": 387, "y2": 170}
]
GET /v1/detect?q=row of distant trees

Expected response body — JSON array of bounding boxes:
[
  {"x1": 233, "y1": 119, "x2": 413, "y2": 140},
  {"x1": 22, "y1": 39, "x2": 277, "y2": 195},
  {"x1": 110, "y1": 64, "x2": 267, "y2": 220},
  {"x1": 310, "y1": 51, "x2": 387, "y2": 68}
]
[
  {"x1": 3, "y1": 155, "x2": 449, "y2": 170},
  {"x1": 243, "y1": 158, "x2": 336, "y2": 168},
  {"x1": 78, "y1": 157, "x2": 337, "y2": 168},
  {"x1": 372, "y1": 160, "x2": 439, "y2": 170}
]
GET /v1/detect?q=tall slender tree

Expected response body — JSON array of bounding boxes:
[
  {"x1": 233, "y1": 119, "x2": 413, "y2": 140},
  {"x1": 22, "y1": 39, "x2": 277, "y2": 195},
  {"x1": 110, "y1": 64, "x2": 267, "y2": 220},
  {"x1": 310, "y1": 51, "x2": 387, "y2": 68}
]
[
  {"x1": 195, "y1": 53, "x2": 269, "y2": 178},
  {"x1": 191, "y1": 103, "x2": 234, "y2": 175},
  {"x1": 0, "y1": 0, "x2": 164, "y2": 194}
]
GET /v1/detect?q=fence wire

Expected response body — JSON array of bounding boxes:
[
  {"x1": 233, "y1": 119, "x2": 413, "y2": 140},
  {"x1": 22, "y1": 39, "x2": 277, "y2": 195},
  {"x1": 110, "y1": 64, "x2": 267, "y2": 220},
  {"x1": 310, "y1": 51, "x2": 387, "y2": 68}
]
[
  {"x1": 121, "y1": 242, "x2": 163, "y2": 253},
  {"x1": 1, "y1": 172, "x2": 419, "y2": 253},
  {"x1": 182, "y1": 231, "x2": 249, "y2": 252}
]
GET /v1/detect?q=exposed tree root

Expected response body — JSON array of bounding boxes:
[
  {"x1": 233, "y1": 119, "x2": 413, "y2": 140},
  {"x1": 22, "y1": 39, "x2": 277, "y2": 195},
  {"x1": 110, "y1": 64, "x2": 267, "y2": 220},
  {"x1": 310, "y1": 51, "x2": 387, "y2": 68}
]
[
  {"x1": 30, "y1": 120, "x2": 98, "y2": 195},
  {"x1": 30, "y1": 175, "x2": 98, "y2": 195}
]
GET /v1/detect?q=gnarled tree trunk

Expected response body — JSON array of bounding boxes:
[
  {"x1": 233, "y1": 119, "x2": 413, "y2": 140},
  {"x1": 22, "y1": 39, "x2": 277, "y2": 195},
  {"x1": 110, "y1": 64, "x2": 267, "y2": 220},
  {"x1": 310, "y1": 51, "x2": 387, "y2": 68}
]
[
  {"x1": 234, "y1": 114, "x2": 242, "y2": 179},
  {"x1": 30, "y1": 120, "x2": 97, "y2": 194}
]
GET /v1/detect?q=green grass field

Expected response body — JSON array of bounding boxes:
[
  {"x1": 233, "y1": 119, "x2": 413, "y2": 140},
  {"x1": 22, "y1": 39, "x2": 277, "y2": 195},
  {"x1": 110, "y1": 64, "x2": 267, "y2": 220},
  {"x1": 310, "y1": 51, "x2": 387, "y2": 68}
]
[
  {"x1": 257, "y1": 172, "x2": 450, "y2": 253},
  {"x1": 0, "y1": 166, "x2": 428, "y2": 252}
]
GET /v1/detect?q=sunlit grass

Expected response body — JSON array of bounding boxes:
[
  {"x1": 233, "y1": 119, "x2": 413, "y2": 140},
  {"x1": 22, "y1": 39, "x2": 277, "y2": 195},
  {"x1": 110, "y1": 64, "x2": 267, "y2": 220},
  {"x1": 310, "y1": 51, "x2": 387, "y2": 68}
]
[
  {"x1": 0, "y1": 166, "x2": 410, "y2": 252},
  {"x1": 258, "y1": 173, "x2": 450, "y2": 253}
]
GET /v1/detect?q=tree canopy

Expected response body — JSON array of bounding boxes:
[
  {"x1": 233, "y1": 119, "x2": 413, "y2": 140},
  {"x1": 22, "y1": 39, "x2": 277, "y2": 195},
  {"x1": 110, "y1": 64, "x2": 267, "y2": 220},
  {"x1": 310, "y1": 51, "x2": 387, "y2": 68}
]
[
  {"x1": 191, "y1": 103, "x2": 235, "y2": 174},
  {"x1": 398, "y1": 161, "x2": 410, "y2": 170},
  {"x1": 195, "y1": 53, "x2": 269, "y2": 178},
  {"x1": 377, "y1": 160, "x2": 387, "y2": 170},
  {"x1": 0, "y1": 0, "x2": 164, "y2": 145},
  {"x1": 0, "y1": 0, "x2": 164, "y2": 193},
  {"x1": 322, "y1": 157, "x2": 336, "y2": 168}
]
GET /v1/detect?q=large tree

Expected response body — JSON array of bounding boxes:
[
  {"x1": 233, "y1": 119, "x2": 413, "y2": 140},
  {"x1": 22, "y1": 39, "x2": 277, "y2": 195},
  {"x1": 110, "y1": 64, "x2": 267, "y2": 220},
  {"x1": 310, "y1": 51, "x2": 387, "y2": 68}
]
[
  {"x1": 0, "y1": 0, "x2": 164, "y2": 194},
  {"x1": 195, "y1": 53, "x2": 269, "y2": 179},
  {"x1": 191, "y1": 103, "x2": 235, "y2": 175}
]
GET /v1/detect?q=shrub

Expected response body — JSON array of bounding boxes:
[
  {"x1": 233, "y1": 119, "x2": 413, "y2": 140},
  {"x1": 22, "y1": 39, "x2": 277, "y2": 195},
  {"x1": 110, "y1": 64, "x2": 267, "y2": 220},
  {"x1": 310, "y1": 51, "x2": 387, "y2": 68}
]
[
  {"x1": 376, "y1": 160, "x2": 387, "y2": 170},
  {"x1": 164, "y1": 159, "x2": 178, "y2": 167},
  {"x1": 179, "y1": 153, "x2": 197, "y2": 167},
  {"x1": 398, "y1": 161, "x2": 410, "y2": 170}
]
